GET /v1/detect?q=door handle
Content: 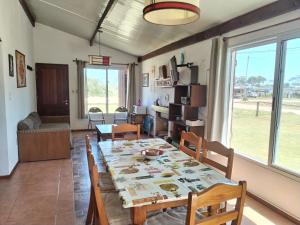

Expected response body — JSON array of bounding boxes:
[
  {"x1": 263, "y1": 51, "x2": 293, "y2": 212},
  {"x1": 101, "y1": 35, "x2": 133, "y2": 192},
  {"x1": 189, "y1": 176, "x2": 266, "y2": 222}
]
[{"x1": 64, "y1": 100, "x2": 69, "y2": 105}]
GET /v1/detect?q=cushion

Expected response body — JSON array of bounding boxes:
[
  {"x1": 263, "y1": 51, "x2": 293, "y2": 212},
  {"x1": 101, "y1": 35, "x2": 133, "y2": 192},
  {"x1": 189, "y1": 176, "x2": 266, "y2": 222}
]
[
  {"x1": 17, "y1": 116, "x2": 34, "y2": 130},
  {"x1": 99, "y1": 172, "x2": 115, "y2": 192},
  {"x1": 28, "y1": 112, "x2": 42, "y2": 129},
  {"x1": 145, "y1": 206, "x2": 203, "y2": 225},
  {"x1": 102, "y1": 193, "x2": 132, "y2": 225},
  {"x1": 38, "y1": 123, "x2": 70, "y2": 132}
]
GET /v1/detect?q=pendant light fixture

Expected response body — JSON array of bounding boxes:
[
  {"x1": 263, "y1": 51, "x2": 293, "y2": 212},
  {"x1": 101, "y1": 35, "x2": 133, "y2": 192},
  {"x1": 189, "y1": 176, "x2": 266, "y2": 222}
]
[
  {"x1": 143, "y1": 0, "x2": 200, "y2": 26},
  {"x1": 89, "y1": 29, "x2": 110, "y2": 66}
]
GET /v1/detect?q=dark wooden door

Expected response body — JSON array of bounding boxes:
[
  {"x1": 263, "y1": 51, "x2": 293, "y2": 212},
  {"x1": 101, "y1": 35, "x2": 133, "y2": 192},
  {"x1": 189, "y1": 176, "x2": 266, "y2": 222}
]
[{"x1": 36, "y1": 63, "x2": 70, "y2": 120}]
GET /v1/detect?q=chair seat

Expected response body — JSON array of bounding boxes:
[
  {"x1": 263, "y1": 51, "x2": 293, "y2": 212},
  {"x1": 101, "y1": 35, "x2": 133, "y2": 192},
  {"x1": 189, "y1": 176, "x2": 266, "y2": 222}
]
[
  {"x1": 90, "y1": 119, "x2": 105, "y2": 122},
  {"x1": 145, "y1": 206, "x2": 203, "y2": 225},
  {"x1": 99, "y1": 172, "x2": 115, "y2": 192},
  {"x1": 103, "y1": 193, "x2": 132, "y2": 225}
]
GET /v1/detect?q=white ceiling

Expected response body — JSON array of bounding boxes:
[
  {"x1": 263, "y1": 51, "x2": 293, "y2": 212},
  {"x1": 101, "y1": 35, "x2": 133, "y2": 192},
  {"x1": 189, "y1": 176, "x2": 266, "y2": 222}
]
[{"x1": 27, "y1": 0, "x2": 277, "y2": 56}]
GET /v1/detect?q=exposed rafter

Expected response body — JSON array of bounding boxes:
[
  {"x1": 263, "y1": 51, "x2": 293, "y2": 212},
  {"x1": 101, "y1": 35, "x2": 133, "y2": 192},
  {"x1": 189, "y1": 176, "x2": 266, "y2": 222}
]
[
  {"x1": 90, "y1": 0, "x2": 116, "y2": 46},
  {"x1": 19, "y1": 0, "x2": 36, "y2": 27},
  {"x1": 139, "y1": 0, "x2": 300, "y2": 62}
]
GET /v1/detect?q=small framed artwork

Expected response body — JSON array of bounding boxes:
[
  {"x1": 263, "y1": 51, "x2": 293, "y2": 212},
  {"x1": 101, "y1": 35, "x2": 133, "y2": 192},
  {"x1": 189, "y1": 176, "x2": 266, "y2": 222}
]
[
  {"x1": 15, "y1": 50, "x2": 26, "y2": 88},
  {"x1": 8, "y1": 54, "x2": 14, "y2": 77},
  {"x1": 142, "y1": 73, "x2": 149, "y2": 87}
]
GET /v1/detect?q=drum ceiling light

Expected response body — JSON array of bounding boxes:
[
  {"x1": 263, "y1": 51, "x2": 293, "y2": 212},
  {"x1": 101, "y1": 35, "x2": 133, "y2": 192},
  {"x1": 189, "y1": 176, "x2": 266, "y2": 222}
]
[{"x1": 143, "y1": 0, "x2": 200, "y2": 26}]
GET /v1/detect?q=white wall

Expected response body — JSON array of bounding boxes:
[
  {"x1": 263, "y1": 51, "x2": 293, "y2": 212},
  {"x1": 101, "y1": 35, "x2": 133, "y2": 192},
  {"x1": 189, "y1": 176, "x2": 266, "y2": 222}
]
[
  {"x1": 141, "y1": 10, "x2": 300, "y2": 220},
  {"x1": 33, "y1": 23, "x2": 139, "y2": 130},
  {"x1": 0, "y1": 0, "x2": 36, "y2": 175}
]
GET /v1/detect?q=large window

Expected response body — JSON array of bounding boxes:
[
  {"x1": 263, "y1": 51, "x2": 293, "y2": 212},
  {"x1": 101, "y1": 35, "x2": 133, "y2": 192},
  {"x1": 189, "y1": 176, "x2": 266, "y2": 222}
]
[
  {"x1": 85, "y1": 67, "x2": 127, "y2": 114},
  {"x1": 230, "y1": 35, "x2": 300, "y2": 176}
]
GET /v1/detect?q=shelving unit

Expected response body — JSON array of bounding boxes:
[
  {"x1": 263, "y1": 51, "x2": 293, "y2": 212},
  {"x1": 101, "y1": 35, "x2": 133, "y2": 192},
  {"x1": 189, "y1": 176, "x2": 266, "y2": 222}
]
[{"x1": 169, "y1": 84, "x2": 207, "y2": 143}]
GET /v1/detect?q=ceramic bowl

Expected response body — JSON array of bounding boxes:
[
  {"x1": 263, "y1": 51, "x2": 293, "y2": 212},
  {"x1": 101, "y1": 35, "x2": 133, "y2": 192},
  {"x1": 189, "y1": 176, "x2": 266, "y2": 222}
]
[{"x1": 141, "y1": 149, "x2": 164, "y2": 160}]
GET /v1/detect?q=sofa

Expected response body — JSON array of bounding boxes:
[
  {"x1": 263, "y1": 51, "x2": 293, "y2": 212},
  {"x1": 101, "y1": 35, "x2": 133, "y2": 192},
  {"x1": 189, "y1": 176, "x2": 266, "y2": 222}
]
[{"x1": 17, "y1": 112, "x2": 71, "y2": 162}]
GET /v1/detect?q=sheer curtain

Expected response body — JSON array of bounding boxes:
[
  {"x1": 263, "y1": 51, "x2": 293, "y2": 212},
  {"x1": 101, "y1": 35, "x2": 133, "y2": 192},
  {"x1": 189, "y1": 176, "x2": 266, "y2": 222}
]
[
  {"x1": 126, "y1": 63, "x2": 136, "y2": 112},
  {"x1": 206, "y1": 37, "x2": 231, "y2": 144},
  {"x1": 76, "y1": 60, "x2": 86, "y2": 119},
  {"x1": 118, "y1": 69, "x2": 127, "y2": 107}
]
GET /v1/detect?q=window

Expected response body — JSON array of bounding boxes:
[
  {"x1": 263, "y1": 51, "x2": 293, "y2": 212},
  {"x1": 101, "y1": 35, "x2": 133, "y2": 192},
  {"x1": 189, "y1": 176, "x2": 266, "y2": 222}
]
[
  {"x1": 85, "y1": 67, "x2": 127, "y2": 114},
  {"x1": 229, "y1": 35, "x2": 300, "y2": 176},
  {"x1": 231, "y1": 43, "x2": 277, "y2": 164}
]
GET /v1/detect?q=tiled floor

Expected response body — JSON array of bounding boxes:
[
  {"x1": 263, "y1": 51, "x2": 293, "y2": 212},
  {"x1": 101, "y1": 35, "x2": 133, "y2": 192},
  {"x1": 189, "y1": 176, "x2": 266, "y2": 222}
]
[
  {"x1": 0, "y1": 131, "x2": 297, "y2": 225},
  {"x1": 0, "y1": 159, "x2": 75, "y2": 225}
]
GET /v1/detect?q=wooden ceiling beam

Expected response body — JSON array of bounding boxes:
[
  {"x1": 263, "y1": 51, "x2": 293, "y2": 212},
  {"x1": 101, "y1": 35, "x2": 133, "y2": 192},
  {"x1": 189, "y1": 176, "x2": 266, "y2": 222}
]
[
  {"x1": 90, "y1": 0, "x2": 116, "y2": 46},
  {"x1": 139, "y1": 0, "x2": 300, "y2": 62},
  {"x1": 19, "y1": 0, "x2": 35, "y2": 27}
]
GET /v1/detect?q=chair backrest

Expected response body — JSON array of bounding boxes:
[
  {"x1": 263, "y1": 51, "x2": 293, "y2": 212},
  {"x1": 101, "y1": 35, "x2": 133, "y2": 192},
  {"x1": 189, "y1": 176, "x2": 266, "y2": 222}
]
[
  {"x1": 186, "y1": 181, "x2": 247, "y2": 225},
  {"x1": 201, "y1": 140, "x2": 234, "y2": 179},
  {"x1": 85, "y1": 136, "x2": 94, "y2": 181},
  {"x1": 115, "y1": 106, "x2": 128, "y2": 113},
  {"x1": 114, "y1": 107, "x2": 128, "y2": 120},
  {"x1": 88, "y1": 107, "x2": 104, "y2": 121},
  {"x1": 85, "y1": 134, "x2": 91, "y2": 150},
  {"x1": 112, "y1": 123, "x2": 140, "y2": 141},
  {"x1": 179, "y1": 131, "x2": 202, "y2": 161},
  {"x1": 91, "y1": 160, "x2": 110, "y2": 225}
]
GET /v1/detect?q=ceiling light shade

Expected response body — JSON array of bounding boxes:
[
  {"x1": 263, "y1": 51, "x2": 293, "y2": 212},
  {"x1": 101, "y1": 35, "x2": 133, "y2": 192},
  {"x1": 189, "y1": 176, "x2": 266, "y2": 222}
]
[{"x1": 143, "y1": 0, "x2": 200, "y2": 25}]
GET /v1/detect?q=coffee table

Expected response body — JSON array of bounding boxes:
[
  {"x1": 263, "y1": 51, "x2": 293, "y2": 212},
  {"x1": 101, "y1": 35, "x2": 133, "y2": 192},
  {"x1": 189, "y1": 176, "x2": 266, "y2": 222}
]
[{"x1": 95, "y1": 124, "x2": 114, "y2": 142}]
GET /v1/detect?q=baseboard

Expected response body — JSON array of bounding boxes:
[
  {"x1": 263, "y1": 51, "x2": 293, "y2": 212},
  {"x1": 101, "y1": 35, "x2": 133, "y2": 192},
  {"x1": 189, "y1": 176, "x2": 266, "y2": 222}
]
[
  {"x1": 247, "y1": 191, "x2": 300, "y2": 225},
  {"x1": 71, "y1": 129, "x2": 92, "y2": 132},
  {"x1": 0, "y1": 161, "x2": 19, "y2": 179}
]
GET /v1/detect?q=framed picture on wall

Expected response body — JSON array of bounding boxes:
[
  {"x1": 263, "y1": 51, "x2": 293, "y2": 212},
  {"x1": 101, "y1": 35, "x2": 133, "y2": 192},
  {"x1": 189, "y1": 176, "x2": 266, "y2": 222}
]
[
  {"x1": 142, "y1": 73, "x2": 149, "y2": 87},
  {"x1": 15, "y1": 50, "x2": 26, "y2": 88},
  {"x1": 8, "y1": 54, "x2": 14, "y2": 77}
]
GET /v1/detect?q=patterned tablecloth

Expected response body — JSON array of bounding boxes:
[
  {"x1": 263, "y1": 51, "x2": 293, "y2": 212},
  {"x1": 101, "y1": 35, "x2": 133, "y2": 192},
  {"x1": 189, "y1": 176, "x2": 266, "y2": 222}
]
[{"x1": 98, "y1": 138, "x2": 233, "y2": 208}]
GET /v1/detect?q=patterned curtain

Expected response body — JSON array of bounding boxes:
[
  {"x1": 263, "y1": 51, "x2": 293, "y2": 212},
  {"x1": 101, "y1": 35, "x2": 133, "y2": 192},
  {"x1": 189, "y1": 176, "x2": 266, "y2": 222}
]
[
  {"x1": 126, "y1": 63, "x2": 136, "y2": 112},
  {"x1": 76, "y1": 60, "x2": 86, "y2": 119}
]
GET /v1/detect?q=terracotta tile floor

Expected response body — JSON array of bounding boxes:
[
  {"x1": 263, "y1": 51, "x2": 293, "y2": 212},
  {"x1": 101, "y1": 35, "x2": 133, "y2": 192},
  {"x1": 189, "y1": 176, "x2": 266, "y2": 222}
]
[
  {"x1": 0, "y1": 131, "x2": 297, "y2": 225},
  {"x1": 0, "y1": 159, "x2": 75, "y2": 225}
]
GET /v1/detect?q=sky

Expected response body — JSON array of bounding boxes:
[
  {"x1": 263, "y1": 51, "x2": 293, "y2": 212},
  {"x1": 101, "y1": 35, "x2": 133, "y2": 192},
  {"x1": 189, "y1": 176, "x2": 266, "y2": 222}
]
[{"x1": 235, "y1": 38, "x2": 300, "y2": 83}]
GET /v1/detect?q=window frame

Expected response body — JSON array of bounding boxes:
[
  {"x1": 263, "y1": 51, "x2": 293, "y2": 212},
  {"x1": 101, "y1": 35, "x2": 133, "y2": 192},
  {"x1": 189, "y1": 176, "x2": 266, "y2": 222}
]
[
  {"x1": 85, "y1": 65, "x2": 127, "y2": 115},
  {"x1": 227, "y1": 29, "x2": 300, "y2": 179}
]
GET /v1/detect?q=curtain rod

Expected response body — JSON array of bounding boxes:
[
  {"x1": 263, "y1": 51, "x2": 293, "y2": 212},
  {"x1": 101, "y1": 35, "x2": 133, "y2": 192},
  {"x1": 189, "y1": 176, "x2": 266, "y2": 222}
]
[
  {"x1": 223, "y1": 16, "x2": 300, "y2": 41},
  {"x1": 72, "y1": 59, "x2": 138, "y2": 66}
]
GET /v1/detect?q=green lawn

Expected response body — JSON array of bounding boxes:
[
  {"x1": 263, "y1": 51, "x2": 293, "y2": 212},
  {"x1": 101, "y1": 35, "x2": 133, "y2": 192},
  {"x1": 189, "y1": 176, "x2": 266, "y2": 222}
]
[{"x1": 231, "y1": 108, "x2": 300, "y2": 174}]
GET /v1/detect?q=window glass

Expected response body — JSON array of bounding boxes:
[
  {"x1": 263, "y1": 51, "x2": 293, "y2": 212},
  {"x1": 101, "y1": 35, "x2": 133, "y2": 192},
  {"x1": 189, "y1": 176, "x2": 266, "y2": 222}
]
[
  {"x1": 231, "y1": 43, "x2": 277, "y2": 163},
  {"x1": 274, "y1": 38, "x2": 300, "y2": 174}
]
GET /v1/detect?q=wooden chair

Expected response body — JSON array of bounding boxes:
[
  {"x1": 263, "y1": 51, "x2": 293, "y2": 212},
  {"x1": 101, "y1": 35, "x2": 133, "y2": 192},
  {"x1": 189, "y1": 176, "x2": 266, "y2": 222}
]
[
  {"x1": 91, "y1": 163, "x2": 131, "y2": 225},
  {"x1": 179, "y1": 131, "x2": 202, "y2": 161},
  {"x1": 186, "y1": 181, "x2": 247, "y2": 225},
  {"x1": 85, "y1": 136, "x2": 115, "y2": 225},
  {"x1": 201, "y1": 140, "x2": 234, "y2": 179},
  {"x1": 112, "y1": 123, "x2": 140, "y2": 141},
  {"x1": 145, "y1": 181, "x2": 247, "y2": 225}
]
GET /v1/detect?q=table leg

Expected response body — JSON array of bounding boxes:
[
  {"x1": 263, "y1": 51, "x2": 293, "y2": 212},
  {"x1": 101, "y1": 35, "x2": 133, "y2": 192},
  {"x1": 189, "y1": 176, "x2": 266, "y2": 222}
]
[
  {"x1": 97, "y1": 131, "x2": 101, "y2": 142},
  {"x1": 131, "y1": 207, "x2": 147, "y2": 225}
]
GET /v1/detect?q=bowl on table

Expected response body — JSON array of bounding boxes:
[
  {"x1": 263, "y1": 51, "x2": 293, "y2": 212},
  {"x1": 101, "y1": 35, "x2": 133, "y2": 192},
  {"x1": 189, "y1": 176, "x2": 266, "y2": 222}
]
[{"x1": 141, "y1": 149, "x2": 164, "y2": 160}]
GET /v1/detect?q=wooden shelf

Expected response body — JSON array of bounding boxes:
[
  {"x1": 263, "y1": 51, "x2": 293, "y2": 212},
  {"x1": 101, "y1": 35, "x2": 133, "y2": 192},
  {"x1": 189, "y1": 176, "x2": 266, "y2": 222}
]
[{"x1": 169, "y1": 83, "x2": 207, "y2": 141}]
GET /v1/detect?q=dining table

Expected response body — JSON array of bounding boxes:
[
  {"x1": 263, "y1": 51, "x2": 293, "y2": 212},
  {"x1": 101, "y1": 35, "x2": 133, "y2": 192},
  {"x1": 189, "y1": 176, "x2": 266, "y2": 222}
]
[{"x1": 98, "y1": 138, "x2": 233, "y2": 225}]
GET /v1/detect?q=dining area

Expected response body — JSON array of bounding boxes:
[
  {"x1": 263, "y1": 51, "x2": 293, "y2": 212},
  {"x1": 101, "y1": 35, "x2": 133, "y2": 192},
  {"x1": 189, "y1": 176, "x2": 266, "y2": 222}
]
[{"x1": 84, "y1": 123, "x2": 247, "y2": 225}]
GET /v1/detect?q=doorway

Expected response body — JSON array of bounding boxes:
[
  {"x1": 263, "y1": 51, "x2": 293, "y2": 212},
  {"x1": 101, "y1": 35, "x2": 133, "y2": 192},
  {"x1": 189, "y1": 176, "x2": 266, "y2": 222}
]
[{"x1": 36, "y1": 63, "x2": 70, "y2": 123}]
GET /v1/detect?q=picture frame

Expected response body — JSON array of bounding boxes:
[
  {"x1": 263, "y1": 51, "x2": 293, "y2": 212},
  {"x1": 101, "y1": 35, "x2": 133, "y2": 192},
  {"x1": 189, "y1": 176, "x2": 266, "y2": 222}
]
[
  {"x1": 142, "y1": 73, "x2": 149, "y2": 87},
  {"x1": 8, "y1": 54, "x2": 14, "y2": 77},
  {"x1": 15, "y1": 50, "x2": 26, "y2": 88}
]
